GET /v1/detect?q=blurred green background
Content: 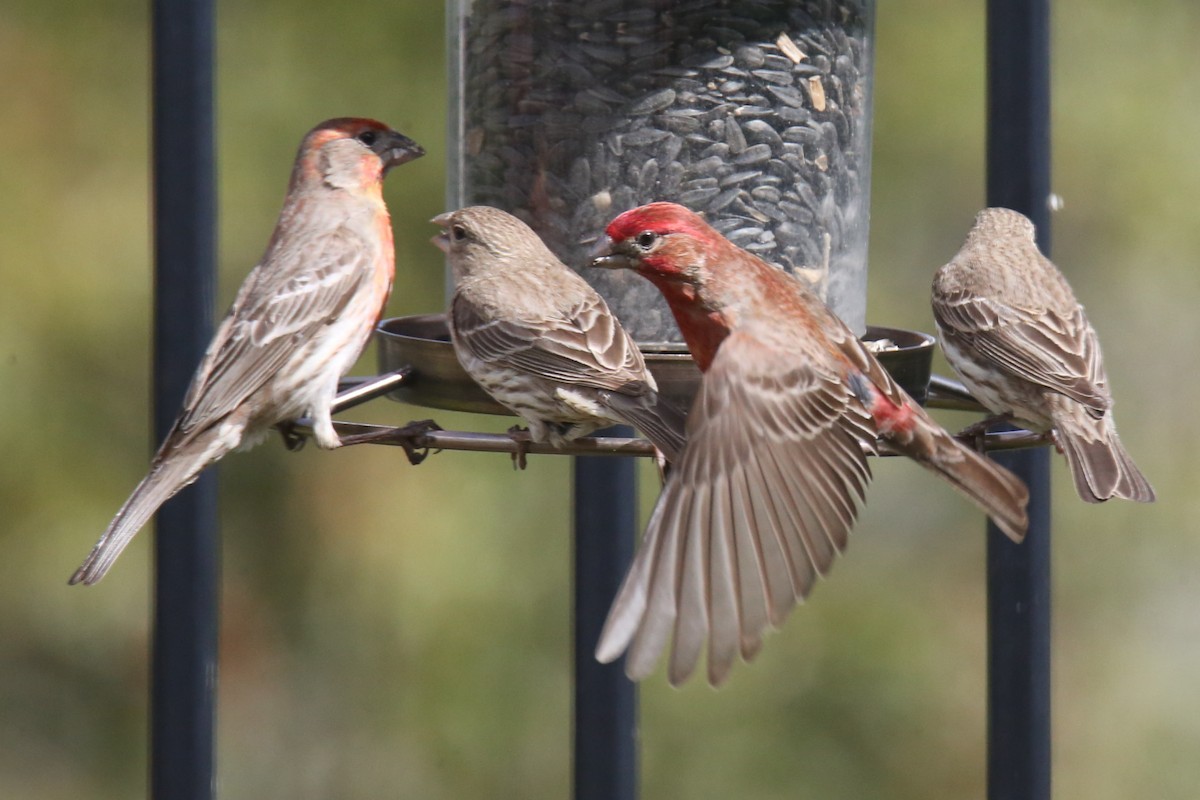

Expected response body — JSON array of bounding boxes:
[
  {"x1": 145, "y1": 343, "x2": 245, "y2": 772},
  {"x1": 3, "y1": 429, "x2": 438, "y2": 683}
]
[{"x1": 2, "y1": 1, "x2": 1196, "y2": 797}]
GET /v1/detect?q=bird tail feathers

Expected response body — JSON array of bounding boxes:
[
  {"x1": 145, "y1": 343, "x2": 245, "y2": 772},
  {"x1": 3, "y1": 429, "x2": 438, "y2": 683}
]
[
  {"x1": 603, "y1": 391, "x2": 689, "y2": 464},
  {"x1": 1056, "y1": 412, "x2": 1155, "y2": 503},
  {"x1": 899, "y1": 414, "x2": 1030, "y2": 542},
  {"x1": 70, "y1": 437, "x2": 227, "y2": 585}
]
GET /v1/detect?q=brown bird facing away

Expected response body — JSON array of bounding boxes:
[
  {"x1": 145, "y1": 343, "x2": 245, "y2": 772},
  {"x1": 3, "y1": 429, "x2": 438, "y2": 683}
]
[
  {"x1": 434, "y1": 205, "x2": 687, "y2": 466},
  {"x1": 71, "y1": 118, "x2": 424, "y2": 585},
  {"x1": 591, "y1": 202, "x2": 1029, "y2": 686},
  {"x1": 932, "y1": 207, "x2": 1154, "y2": 503}
]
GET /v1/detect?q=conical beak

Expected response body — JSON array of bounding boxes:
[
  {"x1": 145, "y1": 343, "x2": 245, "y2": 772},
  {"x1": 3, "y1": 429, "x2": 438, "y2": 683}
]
[
  {"x1": 430, "y1": 212, "x2": 453, "y2": 253},
  {"x1": 381, "y1": 131, "x2": 425, "y2": 174},
  {"x1": 589, "y1": 238, "x2": 634, "y2": 270}
]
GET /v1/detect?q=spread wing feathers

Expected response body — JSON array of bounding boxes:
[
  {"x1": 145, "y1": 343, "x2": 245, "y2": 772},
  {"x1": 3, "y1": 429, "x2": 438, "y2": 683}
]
[
  {"x1": 451, "y1": 291, "x2": 655, "y2": 396},
  {"x1": 830, "y1": 320, "x2": 912, "y2": 409},
  {"x1": 174, "y1": 228, "x2": 375, "y2": 439},
  {"x1": 932, "y1": 288, "x2": 1109, "y2": 413},
  {"x1": 596, "y1": 334, "x2": 876, "y2": 686}
]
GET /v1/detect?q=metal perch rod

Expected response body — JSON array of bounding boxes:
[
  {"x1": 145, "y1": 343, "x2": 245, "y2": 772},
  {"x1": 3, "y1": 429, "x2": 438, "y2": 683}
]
[
  {"x1": 325, "y1": 421, "x2": 1051, "y2": 459},
  {"x1": 304, "y1": 368, "x2": 1052, "y2": 460}
]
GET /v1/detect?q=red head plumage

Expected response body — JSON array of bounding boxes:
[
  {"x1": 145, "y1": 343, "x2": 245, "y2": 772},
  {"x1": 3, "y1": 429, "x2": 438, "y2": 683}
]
[{"x1": 605, "y1": 202, "x2": 714, "y2": 244}]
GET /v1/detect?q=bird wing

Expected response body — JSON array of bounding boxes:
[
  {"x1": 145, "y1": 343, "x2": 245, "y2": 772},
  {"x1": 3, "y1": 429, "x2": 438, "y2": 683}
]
[
  {"x1": 174, "y1": 226, "x2": 377, "y2": 438},
  {"x1": 932, "y1": 287, "x2": 1109, "y2": 412},
  {"x1": 596, "y1": 329, "x2": 876, "y2": 686},
  {"x1": 451, "y1": 290, "x2": 655, "y2": 396}
]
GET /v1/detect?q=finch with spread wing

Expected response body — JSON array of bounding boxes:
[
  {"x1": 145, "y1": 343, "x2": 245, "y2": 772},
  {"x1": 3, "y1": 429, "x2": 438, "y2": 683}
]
[{"x1": 591, "y1": 202, "x2": 1029, "y2": 686}]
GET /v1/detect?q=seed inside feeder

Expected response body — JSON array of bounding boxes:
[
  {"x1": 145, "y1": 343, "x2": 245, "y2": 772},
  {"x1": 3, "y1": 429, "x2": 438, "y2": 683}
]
[{"x1": 449, "y1": 0, "x2": 876, "y2": 343}]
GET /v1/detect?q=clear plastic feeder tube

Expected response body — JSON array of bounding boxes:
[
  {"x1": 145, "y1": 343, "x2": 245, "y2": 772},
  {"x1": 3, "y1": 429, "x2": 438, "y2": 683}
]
[{"x1": 448, "y1": 0, "x2": 875, "y2": 343}]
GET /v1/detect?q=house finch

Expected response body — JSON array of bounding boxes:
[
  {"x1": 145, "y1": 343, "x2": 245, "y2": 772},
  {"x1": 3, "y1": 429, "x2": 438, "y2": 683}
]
[
  {"x1": 71, "y1": 117, "x2": 424, "y2": 585},
  {"x1": 434, "y1": 206, "x2": 687, "y2": 464},
  {"x1": 591, "y1": 202, "x2": 1029, "y2": 686},
  {"x1": 932, "y1": 207, "x2": 1154, "y2": 503}
]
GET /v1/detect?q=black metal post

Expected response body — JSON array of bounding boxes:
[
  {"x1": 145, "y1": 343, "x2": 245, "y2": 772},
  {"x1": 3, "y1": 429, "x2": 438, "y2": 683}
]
[
  {"x1": 151, "y1": 0, "x2": 218, "y2": 797},
  {"x1": 985, "y1": 3, "x2": 1052, "y2": 800},
  {"x1": 573, "y1": 426, "x2": 638, "y2": 800}
]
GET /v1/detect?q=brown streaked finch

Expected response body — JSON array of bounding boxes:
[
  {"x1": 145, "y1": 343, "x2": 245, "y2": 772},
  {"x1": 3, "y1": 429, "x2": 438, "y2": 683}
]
[
  {"x1": 71, "y1": 118, "x2": 424, "y2": 585},
  {"x1": 434, "y1": 205, "x2": 687, "y2": 465},
  {"x1": 932, "y1": 207, "x2": 1154, "y2": 503},
  {"x1": 590, "y1": 201, "x2": 1029, "y2": 686}
]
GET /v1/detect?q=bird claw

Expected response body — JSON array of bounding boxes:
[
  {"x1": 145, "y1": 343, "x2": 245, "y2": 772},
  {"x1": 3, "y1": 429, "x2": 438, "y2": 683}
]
[
  {"x1": 392, "y1": 419, "x2": 443, "y2": 465},
  {"x1": 954, "y1": 413, "x2": 1012, "y2": 451},
  {"x1": 276, "y1": 421, "x2": 308, "y2": 452},
  {"x1": 507, "y1": 425, "x2": 532, "y2": 470},
  {"x1": 337, "y1": 419, "x2": 443, "y2": 465}
]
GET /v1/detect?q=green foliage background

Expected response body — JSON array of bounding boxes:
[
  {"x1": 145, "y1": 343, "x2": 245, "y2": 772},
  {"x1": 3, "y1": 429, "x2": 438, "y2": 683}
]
[{"x1": 2, "y1": 1, "x2": 1197, "y2": 797}]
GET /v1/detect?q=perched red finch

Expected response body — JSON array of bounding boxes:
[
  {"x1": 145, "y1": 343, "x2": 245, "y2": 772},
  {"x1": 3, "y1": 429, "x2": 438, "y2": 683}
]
[
  {"x1": 590, "y1": 202, "x2": 1029, "y2": 686},
  {"x1": 71, "y1": 118, "x2": 424, "y2": 585},
  {"x1": 932, "y1": 207, "x2": 1154, "y2": 503},
  {"x1": 434, "y1": 206, "x2": 687, "y2": 464}
]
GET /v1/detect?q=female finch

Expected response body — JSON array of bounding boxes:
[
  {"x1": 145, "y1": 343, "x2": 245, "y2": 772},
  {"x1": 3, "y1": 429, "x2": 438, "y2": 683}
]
[
  {"x1": 591, "y1": 202, "x2": 1029, "y2": 686},
  {"x1": 71, "y1": 117, "x2": 424, "y2": 585},
  {"x1": 932, "y1": 207, "x2": 1154, "y2": 503},
  {"x1": 435, "y1": 205, "x2": 687, "y2": 463}
]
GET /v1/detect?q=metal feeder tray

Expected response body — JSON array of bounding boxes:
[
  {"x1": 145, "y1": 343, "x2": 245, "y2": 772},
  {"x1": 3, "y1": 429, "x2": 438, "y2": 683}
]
[{"x1": 376, "y1": 314, "x2": 937, "y2": 415}]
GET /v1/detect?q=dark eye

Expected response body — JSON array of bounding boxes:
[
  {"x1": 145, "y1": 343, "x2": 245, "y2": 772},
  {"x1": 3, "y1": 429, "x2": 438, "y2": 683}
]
[
  {"x1": 356, "y1": 129, "x2": 378, "y2": 146},
  {"x1": 451, "y1": 224, "x2": 468, "y2": 242},
  {"x1": 636, "y1": 231, "x2": 658, "y2": 250}
]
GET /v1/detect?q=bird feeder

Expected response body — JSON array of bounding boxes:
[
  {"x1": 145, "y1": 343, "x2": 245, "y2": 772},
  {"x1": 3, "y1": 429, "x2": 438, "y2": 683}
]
[
  {"x1": 365, "y1": 0, "x2": 1020, "y2": 422},
  {"x1": 142, "y1": 0, "x2": 1056, "y2": 795},
  {"x1": 447, "y1": 0, "x2": 876, "y2": 343}
]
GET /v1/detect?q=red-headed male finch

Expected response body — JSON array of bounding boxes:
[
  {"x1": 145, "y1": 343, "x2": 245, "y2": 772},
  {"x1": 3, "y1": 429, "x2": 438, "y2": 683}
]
[
  {"x1": 932, "y1": 207, "x2": 1154, "y2": 503},
  {"x1": 71, "y1": 118, "x2": 424, "y2": 586},
  {"x1": 590, "y1": 201, "x2": 1029, "y2": 686},
  {"x1": 434, "y1": 206, "x2": 688, "y2": 464}
]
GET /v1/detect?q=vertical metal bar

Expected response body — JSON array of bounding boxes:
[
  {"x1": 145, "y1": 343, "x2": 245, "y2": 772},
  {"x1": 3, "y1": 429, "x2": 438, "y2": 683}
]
[
  {"x1": 573, "y1": 426, "x2": 638, "y2": 800},
  {"x1": 443, "y1": 0, "x2": 466, "y2": 300},
  {"x1": 985, "y1": 3, "x2": 1052, "y2": 799},
  {"x1": 151, "y1": 0, "x2": 218, "y2": 797}
]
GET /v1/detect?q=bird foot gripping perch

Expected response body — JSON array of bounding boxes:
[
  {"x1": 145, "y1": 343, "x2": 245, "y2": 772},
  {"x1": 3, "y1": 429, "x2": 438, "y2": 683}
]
[
  {"x1": 955, "y1": 412, "x2": 1014, "y2": 451},
  {"x1": 275, "y1": 421, "x2": 309, "y2": 452},
  {"x1": 339, "y1": 419, "x2": 444, "y2": 465},
  {"x1": 506, "y1": 425, "x2": 533, "y2": 470}
]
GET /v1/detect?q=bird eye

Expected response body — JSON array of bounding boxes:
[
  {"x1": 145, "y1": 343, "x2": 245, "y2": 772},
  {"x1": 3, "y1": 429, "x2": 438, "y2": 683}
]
[
  {"x1": 636, "y1": 231, "x2": 658, "y2": 250},
  {"x1": 451, "y1": 224, "x2": 468, "y2": 242},
  {"x1": 356, "y1": 129, "x2": 379, "y2": 147}
]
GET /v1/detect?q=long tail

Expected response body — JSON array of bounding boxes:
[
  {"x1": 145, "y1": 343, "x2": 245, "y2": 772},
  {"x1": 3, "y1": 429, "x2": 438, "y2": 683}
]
[
  {"x1": 70, "y1": 436, "x2": 229, "y2": 585},
  {"x1": 603, "y1": 390, "x2": 689, "y2": 463},
  {"x1": 1055, "y1": 408, "x2": 1155, "y2": 503},
  {"x1": 897, "y1": 411, "x2": 1030, "y2": 542}
]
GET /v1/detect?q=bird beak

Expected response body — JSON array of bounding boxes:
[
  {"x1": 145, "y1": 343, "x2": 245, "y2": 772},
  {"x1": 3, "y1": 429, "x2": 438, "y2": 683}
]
[
  {"x1": 430, "y1": 212, "x2": 453, "y2": 253},
  {"x1": 380, "y1": 131, "x2": 425, "y2": 174},
  {"x1": 588, "y1": 238, "x2": 634, "y2": 271}
]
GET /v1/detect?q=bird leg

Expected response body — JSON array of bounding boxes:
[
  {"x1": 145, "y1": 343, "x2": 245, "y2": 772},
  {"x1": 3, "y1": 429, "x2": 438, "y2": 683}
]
[
  {"x1": 339, "y1": 419, "x2": 443, "y2": 465},
  {"x1": 507, "y1": 425, "x2": 532, "y2": 470},
  {"x1": 954, "y1": 413, "x2": 1013, "y2": 451},
  {"x1": 393, "y1": 419, "x2": 443, "y2": 465},
  {"x1": 275, "y1": 421, "x2": 308, "y2": 452}
]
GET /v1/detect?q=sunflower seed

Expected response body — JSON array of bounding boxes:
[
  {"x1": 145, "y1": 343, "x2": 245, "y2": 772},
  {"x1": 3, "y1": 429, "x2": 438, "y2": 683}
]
[{"x1": 629, "y1": 88, "x2": 678, "y2": 115}]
